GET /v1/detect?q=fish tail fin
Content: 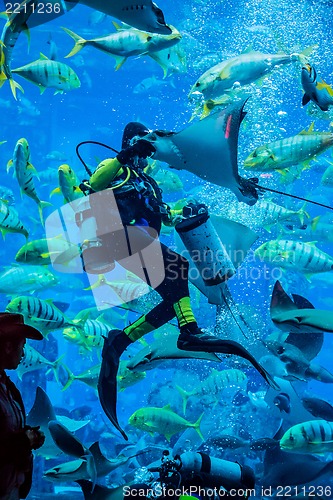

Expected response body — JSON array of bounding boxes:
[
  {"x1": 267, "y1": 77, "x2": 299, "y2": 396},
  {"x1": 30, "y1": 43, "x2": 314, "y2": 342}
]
[
  {"x1": 62, "y1": 27, "x2": 86, "y2": 57},
  {"x1": 114, "y1": 56, "x2": 127, "y2": 71},
  {"x1": 201, "y1": 100, "x2": 214, "y2": 119},
  {"x1": 52, "y1": 354, "x2": 66, "y2": 384},
  {"x1": 295, "y1": 45, "x2": 318, "y2": 65},
  {"x1": 38, "y1": 200, "x2": 53, "y2": 226},
  {"x1": 9, "y1": 78, "x2": 24, "y2": 100},
  {"x1": 193, "y1": 412, "x2": 205, "y2": 440},
  {"x1": 61, "y1": 363, "x2": 75, "y2": 391},
  {"x1": 175, "y1": 385, "x2": 191, "y2": 414},
  {"x1": 311, "y1": 215, "x2": 321, "y2": 231},
  {"x1": 0, "y1": 70, "x2": 7, "y2": 88},
  {"x1": 49, "y1": 187, "x2": 61, "y2": 198},
  {"x1": 297, "y1": 202, "x2": 310, "y2": 225},
  {"x1": 84, "y1": 274, "x2": 107, "y2": 291}
]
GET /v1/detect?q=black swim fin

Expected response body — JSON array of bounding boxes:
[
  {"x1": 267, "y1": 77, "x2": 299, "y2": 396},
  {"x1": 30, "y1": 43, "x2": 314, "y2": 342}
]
[
  {"x1": 97, "y1": 329, "x2": 132, "y2": 441},
  {"x1": 178, "y1": 330, "x2": 279, "y2": 390}
]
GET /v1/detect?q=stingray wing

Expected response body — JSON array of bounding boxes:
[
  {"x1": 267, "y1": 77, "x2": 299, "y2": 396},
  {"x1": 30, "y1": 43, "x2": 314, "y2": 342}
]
[
  {"x1": 74, "y1": 0, "x2": 171, "y2": 34},
  {"x1": 148, "y1": 98, "x2": 258, "y2": 205},
  {"x1": 172, "y1": 98, "x2": 247, "y2": 186}
]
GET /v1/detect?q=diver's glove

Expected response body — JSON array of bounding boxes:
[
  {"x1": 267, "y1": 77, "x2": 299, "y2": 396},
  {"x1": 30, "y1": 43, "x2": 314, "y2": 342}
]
[
  {"x1": 182, "y1": 202, "x2": 208, "y2": 218},
  {"x1": 116, "y1": 140, "x2": 156, "y2": 165}
]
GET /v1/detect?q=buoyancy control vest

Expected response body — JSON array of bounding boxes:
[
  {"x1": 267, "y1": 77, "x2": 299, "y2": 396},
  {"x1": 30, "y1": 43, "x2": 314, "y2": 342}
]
[{"x1": 85, "y1": 165, "x2": 171, "y2": 232}]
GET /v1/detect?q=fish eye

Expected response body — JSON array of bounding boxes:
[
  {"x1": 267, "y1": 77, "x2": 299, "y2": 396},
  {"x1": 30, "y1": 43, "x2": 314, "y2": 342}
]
[{"x1": 195, "y1": 82, "x2": 200, "y2": 87}]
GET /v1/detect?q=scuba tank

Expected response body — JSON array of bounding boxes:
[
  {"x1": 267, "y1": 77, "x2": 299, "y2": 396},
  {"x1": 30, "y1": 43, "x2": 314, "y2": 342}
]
[
  {"x1": 175, "y1": 203, "x2": 236, "y2": 286},
  {"x1": 178, "y1": 451, "x2": 255, "y2": 492},
  {"x1": 131, "y1": 450, "x2": 255, "y2": 499}
]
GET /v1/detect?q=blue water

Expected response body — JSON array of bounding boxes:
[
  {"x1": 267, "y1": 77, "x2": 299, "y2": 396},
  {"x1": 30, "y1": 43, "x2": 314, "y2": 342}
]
[{"x1": 1, "y1": 0, "x2": 333, "y2": 498}]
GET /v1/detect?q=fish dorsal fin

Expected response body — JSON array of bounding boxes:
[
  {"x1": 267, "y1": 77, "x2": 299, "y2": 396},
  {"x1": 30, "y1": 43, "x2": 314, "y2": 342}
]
[
  {"x1": 39, "y1": 52, "x2": 49, "y2": 60},
  {"x1": 299, "y1": 122, "x2": 315, "y2": 135},
  {"x1": 270, "y1": 280, "x2": 298, "y2": 319},
  {"x1": 291, "y1": 294, "x2": 315, "y2": 309},
  {"x1": 241, "y1": 45, "x2": 254, "y2": 54},
  {"x1": 89, "y1": 441, "x2": 108, "y2": 465},
  {"x1": 306, "y1": 241, "x2": 318, "y2": 246},
  {"x1": 162, "y1": 404, "x2": 173, "y2": 412},
  {"x1": 112, "y1": 21, "x2": 124, "y2": 31},
  {"x1": 27, "y1": 386, "x2": 56, "y2": 426},
  {"x1": 317, "y1": 80, "x2": 333, "y2": 96}
]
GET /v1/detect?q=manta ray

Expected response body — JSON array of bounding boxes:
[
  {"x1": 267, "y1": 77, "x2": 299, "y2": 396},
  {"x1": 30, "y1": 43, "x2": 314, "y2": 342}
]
[
  {"x1": 143, "y1": 98, "x2": 259, "y2": 206},
  {"x1": 270, "y1": 280, "x2": 333, "y2": 334},
  {"x1": 16, "y1": 0, "x2": 171, "y2": 33}
]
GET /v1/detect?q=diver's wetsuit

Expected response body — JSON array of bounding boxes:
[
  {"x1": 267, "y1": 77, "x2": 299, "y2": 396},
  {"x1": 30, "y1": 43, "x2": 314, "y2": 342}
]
[
  {"x1": 88, "y1": 155, "x2": 192, "y2": 341},
  {"x1": 88, "y1": 123, "x2": 275, "y2": 441}
]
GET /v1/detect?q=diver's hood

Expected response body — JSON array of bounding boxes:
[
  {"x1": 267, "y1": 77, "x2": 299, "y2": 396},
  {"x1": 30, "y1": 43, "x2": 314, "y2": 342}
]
[{"x1": 122, "y1": 122, "x2": 151, "y2": 149}]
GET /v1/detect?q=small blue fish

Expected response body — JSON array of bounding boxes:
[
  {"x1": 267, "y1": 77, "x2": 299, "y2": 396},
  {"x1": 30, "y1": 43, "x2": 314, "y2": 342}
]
[{"x1": 301, "y1": 63, "x2": 333, "y2": 111}]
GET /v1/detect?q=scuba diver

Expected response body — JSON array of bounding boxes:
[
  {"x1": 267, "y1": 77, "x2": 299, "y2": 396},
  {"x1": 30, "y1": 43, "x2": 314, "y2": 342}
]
[{"x1": 78, "y1": 122, "x2": 268, "y2": 440}]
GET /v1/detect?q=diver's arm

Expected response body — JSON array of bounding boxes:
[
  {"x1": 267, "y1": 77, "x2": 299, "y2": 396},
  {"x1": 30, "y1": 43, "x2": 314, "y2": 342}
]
[
  {"x1": 89, "y1": 158, "x2": 124, "y2": 191},
  {"x1": 89, "y1": 139, "x2": 156, "y2": 192}
]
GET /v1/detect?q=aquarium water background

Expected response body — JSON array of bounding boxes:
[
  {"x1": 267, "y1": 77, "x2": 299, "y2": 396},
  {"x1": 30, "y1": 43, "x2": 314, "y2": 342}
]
[{"x1": 0, "y1": 0, "x2": 333, "y2": 498}]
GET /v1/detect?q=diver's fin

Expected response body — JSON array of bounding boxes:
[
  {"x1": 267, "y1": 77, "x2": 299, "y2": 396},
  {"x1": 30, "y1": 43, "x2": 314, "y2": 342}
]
[
  {"x1": 97, "y1": 330, "x2": 132, "y2": 441},
  {"x1": 177, "y1": 332, "x2": 279, "y2": 390}
]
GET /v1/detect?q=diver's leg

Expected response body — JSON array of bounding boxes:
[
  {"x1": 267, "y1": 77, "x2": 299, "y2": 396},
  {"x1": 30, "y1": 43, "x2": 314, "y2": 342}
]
[{"x1": 98, "y1": 229, "x2": 186, "y2": 439}]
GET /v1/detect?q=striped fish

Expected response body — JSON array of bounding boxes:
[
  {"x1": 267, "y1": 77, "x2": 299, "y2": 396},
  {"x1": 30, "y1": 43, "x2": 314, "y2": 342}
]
[
  {"x1": 17, "y1": 344, "x2": 64, "y2": 382},
  {"x1": 255, "y1": 239, "x2": 333, "y2": 276},
  {"x1": 0, "y1": 0, "x2": 37, "y2": 98},
  {"x1": 244, "y1": 124, "x2": 333, "y2": 173},
  {"x1": 176, "y1": 368, "x2": 248, "y2": 413},
  {"x1": 280, "y1": 420, "x2": 333, "y2": 453},
  {"x1": 12, "y1": 53, "x2": 80, "y2": 94},
  {"x1": 0, "y1": 199, "x2": 28, "y2": 238},
  {"x1": 189, "y1": 48, "x2": 312, "y2": 100},
  {"x1": 252, "y1": 200, "x2": 309, "y2": 231},
  {"x1": 50, "y1": 164, "x2": 84, "y2": 203},
  {"x1": 62, "y1": 23, "x2": 181, "y2": 70},
  {"x1": 129, "y1": 405, "x2": 204, "y2": 442},
  {"x1": 62, "y1": 360, "x2": 145, "y2": 392},
  {"x1": 15, "y1": 236, "x2": 80, "y2": 265},
  {"x1": 7, "y1": 138, "x2": 51, "y2": 224},
  {"x1": 86, "y1": 273, "x2": 152, "y2": 305},
  {"x1": 117, "y1": 360, "x2": 146, "y2": 392},
  {"x1": 148, "y1": 43, "x2": 187, "y2": 78},
  {"x1": 63, "y1": 318, "x2": 111, "y2": 350},
  {"x1": 0, "y1": 265, "x2": 58, "y2": 294},
  {"x1": 6, "y1": 296, "x2": 79, "y2": 335}
]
